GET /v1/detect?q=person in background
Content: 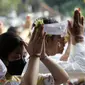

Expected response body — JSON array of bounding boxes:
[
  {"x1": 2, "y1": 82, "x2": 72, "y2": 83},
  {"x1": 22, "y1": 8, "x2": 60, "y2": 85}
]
[
  {"x1": 0, "y1": 21, "x2": 3, "y2": 34},
  {"x1": 37, "y1": 8, "x2": 85, "y2": 80},
  {"x1": 23, "y1": 17, "x2": 71, "y2": 74},
  {"x1": 20, "y1": 15, "x2": 32, "y2": 43},
  {"x1": 59, "y1": 8, "x2": 85, "y2": 79},
  {"x1": 23, "y1": 16, "x2": 32, "y2": 29},
  {"x1": 0, "y1": 21, "x2": 7, "y2": 34},
  {"x1": 21, "y1": 22, "x2": 69, "y2": 85}
]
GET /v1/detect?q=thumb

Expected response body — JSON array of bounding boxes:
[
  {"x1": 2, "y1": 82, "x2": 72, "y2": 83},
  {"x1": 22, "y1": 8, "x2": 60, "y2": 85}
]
[
  {"x1": 41, "y1": 32, "x2": 46, "y2": 58},
  {"x1": 68, "y1": 20, "x2": 72, "y2": 32}
]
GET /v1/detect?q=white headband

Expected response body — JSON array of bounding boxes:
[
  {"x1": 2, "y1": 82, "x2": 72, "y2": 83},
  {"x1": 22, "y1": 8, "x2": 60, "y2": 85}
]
[{"x1": 44, "y1": 21, "x2": 68, "y2": 37}]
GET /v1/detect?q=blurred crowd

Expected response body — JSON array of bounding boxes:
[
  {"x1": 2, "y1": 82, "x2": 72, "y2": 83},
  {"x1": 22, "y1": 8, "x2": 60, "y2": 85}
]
[{"x1": 0, "y1": 8, "x2": 85, "y2": 85}]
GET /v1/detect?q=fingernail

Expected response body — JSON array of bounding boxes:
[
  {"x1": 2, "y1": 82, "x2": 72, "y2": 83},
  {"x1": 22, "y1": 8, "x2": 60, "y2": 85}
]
[
  {"x1": 26, "y1": 16, "x2": 30, "y2": 19},
  {"x1": 74, "y1": 8, "x2": 79, "y2": 13},
  {"x1": 78, "y1": 8, "x2": 81, "y2": 11}
]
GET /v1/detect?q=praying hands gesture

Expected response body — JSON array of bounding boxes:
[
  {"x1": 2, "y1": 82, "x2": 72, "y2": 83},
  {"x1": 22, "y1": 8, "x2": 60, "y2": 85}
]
[
  {"x1": 21, "y1": 25, "x2": 46, "y2": 85},
  {"x1": 24, "y1": 25, "x2": 45, "y2": 57},
  {"x1": 68, "y1": 8, "x2": 84, "y2": 44}
]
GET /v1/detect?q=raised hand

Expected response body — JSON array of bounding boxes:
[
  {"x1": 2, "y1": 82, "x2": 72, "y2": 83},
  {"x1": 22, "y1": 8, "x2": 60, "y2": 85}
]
[
  {"x1": 68, "y1": 8, "x2": 84, "y2": 43},
  {"x1": 27, "y1": 25, "x2": 45, "y2": 57},
  {"x1": 40, "y1": 33, "x2": 47, "y2": 60}
]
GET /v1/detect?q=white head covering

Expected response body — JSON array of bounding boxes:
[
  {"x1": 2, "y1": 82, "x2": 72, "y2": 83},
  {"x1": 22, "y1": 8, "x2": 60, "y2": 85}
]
[
  {"x1": 0, "y1": 59, "x2": 7, "y2": 79},
  {"x1": 44, "y1": 21, "x2": 68, "y2": 37}
]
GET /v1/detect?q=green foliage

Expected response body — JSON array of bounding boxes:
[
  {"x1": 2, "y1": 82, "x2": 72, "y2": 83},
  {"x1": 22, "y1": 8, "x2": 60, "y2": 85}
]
[
  {"x1": 44, "y1": 0, "x2": 85, "y2": 16},
  {"x1": 0, "y1": 0, "x2": 21, "y2": 16},
  {"x1": 0, "y1": 0, "x2": 85, "y2": 16}
]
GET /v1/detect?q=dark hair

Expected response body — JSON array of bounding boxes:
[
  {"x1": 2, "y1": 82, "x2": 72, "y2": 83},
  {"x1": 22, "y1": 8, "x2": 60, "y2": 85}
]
[
  {"x1": 33, "y1": 17, "x2": 58, "y2": 26},
  {"x1": 7, "y1": 26, "x2": 19, "y2": 34},
  {"x1": 0, "y1": 32, "x2": 23, "y2": 60},
  {"x1": 43, "y1": 17, "x2": 58, "y2": 24}
]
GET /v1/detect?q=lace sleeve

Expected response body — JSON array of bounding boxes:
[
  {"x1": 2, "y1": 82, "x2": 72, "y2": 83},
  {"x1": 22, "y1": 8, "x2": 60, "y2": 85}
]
[
  {"x1": 5, "y1": 81, "x2": 20, "y2": 85},
  {"x1": 37, "y1": 73, "x2": 55, "y2": 85},
  {"x1": 4, "y1": 81, "x2": 11, "y2": 85}
]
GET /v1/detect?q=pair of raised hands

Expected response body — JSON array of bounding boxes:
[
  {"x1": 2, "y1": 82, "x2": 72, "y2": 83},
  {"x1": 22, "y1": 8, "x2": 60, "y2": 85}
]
[
  {"x1": 23, "y1": 24, "x2": 46, "y2": 59},
  {"x1": 68, "y1": 8, "x2": 84, "y2": 43}
]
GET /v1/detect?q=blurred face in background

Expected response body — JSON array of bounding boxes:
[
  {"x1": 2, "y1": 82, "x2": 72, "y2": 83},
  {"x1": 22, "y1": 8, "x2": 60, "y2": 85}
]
[{"x1": 23, "y1": 16, "x2": 32, "y2": 29}]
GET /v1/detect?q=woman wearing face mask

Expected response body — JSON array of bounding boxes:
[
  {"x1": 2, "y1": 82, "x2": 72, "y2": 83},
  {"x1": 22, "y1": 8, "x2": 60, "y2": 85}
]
[{"x1": 0, "y1": 32, "x2": 27, "y2": 84}]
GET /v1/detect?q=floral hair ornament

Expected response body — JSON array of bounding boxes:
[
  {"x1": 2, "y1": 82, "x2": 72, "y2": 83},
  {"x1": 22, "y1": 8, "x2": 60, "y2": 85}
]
[{"x1": 32, "y1": 18, "x2": 44, "y2": 33}]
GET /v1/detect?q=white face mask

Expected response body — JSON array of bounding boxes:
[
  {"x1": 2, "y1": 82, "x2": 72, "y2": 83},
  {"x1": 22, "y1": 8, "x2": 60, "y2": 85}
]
[{"x1": 0, "y1": 59, "x2": 7, "y2": 79}]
